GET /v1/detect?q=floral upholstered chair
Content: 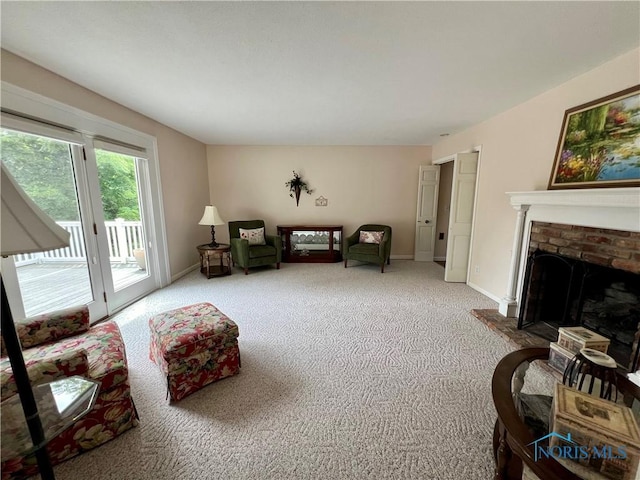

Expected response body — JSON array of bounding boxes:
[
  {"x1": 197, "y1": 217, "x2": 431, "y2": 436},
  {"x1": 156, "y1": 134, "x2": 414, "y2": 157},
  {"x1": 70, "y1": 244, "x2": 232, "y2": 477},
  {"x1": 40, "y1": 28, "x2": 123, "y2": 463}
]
[
  {"x1": 343, "y1": 224, "x2": 392, "y2": 273},
  {"x1": 0, "y1": 305, "x2": 138, "y2": 479}
]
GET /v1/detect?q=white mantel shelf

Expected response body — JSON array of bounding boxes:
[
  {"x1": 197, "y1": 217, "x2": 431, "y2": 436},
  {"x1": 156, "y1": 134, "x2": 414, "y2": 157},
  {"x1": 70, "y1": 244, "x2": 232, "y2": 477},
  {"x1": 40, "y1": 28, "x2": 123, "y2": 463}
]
[
  {"x1": 507, "y1": 187, "x2": 640, "y2": 209},
  {"x1": 499, "y1": 187, "x2": 640, "y2": 317}
]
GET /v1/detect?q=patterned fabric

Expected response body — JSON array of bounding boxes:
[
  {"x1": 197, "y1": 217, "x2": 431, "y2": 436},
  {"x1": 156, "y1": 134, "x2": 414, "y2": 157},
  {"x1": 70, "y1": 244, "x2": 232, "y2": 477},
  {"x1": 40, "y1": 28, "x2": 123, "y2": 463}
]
[
  {"x1": 0, "y1": 312, "x2": 138, "y2": 478},
  {"x1": 359, "y1": 230, "x2": 384, "y2": 244},
  {"x1": 0, "y1": 305, "x2": 90, "y2": 357},
  {"x1": 238, "y1": 227, "x2": 266, "y2": 245},
  {"x1": 163, "y1": 343, "x2": 240, "y2": 401},
  {"x1": 0, "y1": 349, "x2": 89, "y2": 400},
  {"x1": 1, "y1": 384, "x2": 139, "y2": 480},
  {"x1": 149, "y1": 303, "x2": 241, "y2": 401}
]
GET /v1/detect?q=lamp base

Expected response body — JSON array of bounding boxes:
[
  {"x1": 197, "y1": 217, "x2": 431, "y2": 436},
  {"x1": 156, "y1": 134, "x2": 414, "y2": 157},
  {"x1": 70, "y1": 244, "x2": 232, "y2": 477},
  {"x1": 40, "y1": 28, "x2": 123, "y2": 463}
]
[{"x1": 209, "y1": 226, "x2": 219, "y2": 248}]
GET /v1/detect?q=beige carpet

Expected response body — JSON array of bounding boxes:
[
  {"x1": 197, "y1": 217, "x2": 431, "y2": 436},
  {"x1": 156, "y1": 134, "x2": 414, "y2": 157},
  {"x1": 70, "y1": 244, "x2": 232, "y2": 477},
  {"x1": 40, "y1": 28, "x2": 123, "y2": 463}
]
[{"x1": 53, "y1": 260, "x2": 515, "y2": 480}]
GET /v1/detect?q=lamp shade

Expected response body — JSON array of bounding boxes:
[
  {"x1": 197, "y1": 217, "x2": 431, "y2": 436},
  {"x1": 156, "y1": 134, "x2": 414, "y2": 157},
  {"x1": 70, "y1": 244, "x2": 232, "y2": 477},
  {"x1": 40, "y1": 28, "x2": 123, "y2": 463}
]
[
  {"x1": 1, "y1": 164, "x2": 70, "y2": 256},
  {"x1": 198, "y1": 206, "x2": 225, "y2": 226}
]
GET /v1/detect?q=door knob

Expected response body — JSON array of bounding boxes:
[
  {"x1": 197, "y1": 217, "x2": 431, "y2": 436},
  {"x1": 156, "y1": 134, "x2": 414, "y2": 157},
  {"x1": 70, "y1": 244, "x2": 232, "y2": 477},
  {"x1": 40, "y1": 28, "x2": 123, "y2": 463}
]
[{"x1": 424, "y1": 220, "x2": 430, "y2": 224}]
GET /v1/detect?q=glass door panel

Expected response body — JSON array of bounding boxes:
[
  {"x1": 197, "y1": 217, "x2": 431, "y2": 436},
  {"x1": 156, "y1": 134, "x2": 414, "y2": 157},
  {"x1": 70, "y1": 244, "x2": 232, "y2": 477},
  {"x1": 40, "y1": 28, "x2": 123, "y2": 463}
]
[
  {"x1": 0, "y1": 129, "x2": 100, "y2": 317},
  {"x1": 94, "y1": 148, "x2": 152, "y2": 298}
]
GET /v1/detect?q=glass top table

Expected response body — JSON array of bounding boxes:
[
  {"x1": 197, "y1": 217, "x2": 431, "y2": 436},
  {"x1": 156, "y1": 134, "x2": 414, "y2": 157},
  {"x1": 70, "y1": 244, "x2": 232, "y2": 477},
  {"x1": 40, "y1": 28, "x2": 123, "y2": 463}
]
[
  {"x1": 1, "y1": 375, "x2": 100, "y2": 462},
  {"x1": 492, "y1": 347, "x2": 640, "y2": 480}
]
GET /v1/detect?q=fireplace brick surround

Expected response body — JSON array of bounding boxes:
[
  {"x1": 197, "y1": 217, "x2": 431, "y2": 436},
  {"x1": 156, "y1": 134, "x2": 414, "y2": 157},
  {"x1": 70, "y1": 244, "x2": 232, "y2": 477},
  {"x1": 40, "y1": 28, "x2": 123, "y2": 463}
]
[
  {"x1": 499, "y1": 188, "x2": 640, "y2": 319},
  {"x1": 491, "y1": 187, "x2": 640, "y2": 371},
  {"x1": 529, "y1": 222, "x2": 640, "y2": 274}
]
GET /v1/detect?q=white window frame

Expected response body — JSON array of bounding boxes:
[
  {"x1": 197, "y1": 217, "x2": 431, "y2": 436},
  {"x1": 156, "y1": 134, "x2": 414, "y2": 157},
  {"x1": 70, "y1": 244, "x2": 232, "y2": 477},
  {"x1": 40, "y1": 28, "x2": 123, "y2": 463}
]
[{"x1": 1, "y1": 81, "x2": 171, "y2": 290}]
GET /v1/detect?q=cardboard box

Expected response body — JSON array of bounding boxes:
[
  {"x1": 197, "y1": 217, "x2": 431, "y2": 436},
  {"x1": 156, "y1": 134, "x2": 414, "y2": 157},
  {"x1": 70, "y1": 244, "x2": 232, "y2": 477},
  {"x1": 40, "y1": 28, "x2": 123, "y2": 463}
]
[
  {"x1": 550, "y1": 383, "x2": 640, "y2": 480},
  {"x1": 549, "y1": 341, "x2": 575, "y2": 375},
  {"x1": 558, "y1": 327, "x2": 610, "y2": 355}
]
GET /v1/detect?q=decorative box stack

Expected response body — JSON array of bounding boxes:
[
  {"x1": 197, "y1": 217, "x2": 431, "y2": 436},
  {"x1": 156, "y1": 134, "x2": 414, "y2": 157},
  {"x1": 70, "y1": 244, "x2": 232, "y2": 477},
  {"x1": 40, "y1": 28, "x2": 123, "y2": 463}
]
[
  {"x1": 548, "y1": 326, "x2": 611, "y2": 375},
  {"x1": 551, "y1": 383, "x2": 640, "y2": 480}
]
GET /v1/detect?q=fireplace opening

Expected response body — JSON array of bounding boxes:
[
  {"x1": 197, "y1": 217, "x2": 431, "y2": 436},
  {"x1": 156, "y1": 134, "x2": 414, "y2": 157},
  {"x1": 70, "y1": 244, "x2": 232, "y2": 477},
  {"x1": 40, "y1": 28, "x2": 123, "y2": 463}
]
[{"x1": 518, "y1": 249, "x2": 640, "y2": 371}]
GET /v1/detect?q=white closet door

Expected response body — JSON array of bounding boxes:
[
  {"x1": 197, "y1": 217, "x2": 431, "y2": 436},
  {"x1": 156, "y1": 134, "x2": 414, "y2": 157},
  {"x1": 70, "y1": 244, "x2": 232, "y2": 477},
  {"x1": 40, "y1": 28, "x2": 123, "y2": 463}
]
[{"x1": 444, "y1": 152, "x2": 478, "y2": 282}]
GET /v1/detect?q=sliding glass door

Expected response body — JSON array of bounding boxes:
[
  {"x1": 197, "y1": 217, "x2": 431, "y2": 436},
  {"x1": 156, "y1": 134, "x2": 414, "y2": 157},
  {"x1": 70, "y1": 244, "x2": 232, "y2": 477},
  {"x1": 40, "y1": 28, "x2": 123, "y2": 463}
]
[
  {"x1": 90, "y1": 142, "x2": 156, "y2": 311},
  {"x1": 1, "y1": 123, "x2": 159, "y2": 321},
  {"x1": 1, "y1": 128, "x2": 107, "y2": 319}
]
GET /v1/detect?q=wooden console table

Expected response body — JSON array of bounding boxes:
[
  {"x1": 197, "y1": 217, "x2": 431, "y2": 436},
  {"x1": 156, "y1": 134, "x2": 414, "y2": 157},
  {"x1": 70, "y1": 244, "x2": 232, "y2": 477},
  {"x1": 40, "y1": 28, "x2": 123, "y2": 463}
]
[{"x1": 277, "y1": 225, "x2": 342, "y2": 263}]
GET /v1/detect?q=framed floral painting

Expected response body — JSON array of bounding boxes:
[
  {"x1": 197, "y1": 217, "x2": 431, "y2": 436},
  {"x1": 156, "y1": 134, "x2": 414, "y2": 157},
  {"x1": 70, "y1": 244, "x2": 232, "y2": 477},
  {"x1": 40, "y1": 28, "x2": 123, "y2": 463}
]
[{"x1": 548, "y1": 85, "x2": 640, "y2": 189}]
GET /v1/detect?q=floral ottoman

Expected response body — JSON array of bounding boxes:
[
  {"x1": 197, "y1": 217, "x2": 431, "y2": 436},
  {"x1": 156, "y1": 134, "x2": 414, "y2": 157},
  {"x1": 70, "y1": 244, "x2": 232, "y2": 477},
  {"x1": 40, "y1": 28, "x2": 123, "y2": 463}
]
[{"x1": 148, "y1": 303, "x2": 240, "y2": 402}]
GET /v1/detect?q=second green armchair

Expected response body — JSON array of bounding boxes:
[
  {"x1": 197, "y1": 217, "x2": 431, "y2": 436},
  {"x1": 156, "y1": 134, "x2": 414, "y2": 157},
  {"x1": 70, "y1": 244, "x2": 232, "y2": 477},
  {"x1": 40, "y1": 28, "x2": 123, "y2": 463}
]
[
  {"x1": 343, "y1": 224, "x2": 392, "y2": 273},
  {"x1": 228, "y1": 220, "x2": 282, "y2": 275}
]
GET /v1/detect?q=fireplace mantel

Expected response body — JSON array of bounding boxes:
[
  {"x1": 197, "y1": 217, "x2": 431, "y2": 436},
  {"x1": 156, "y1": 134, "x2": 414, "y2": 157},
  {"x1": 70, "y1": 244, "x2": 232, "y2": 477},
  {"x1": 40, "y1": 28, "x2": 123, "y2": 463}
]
[
  {"x1": 498, "y1": 187, "x2": 640, "y2": 317},
  {"x1": 508, "y1": 187, "x2": 640, "y2": 210}
]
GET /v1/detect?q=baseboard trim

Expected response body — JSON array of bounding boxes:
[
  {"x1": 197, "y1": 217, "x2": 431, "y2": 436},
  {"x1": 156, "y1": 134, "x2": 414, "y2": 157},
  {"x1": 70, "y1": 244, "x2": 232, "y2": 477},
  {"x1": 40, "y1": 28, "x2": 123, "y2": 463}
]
[
  {"x1": 171, "y1": 263, "x2": 200, "y2": 283},
  {"x1": 434, "y1": 256, "x2": 446, "y2": 261},
  {"x1": 467, "y1": 281, "x2": 501, "y2": 304},
  {"x1": 391, "y1": 255, "x2": 414, "y2": 260}
]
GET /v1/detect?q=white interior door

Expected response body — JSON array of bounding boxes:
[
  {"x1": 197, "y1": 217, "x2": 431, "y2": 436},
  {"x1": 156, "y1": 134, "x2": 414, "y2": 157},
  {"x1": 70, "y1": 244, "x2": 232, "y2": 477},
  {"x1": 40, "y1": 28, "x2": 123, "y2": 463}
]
[
  {"x1": 444, "y1": 152, "x2": 478, "y2": 282},
  {"x1": 414, "y1": 165, "x2": 440, "y2": 261}
]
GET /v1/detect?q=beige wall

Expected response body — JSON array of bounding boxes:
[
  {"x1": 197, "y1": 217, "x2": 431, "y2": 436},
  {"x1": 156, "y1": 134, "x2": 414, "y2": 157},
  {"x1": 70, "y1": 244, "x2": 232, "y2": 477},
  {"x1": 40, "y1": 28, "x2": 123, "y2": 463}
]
[
  {"x1": 432, "y1": 47, "x2": 640, "y2": 301},
  {"x1": 1, "y1": 50, "x2": 210, "y2": 278},
  {"x1": 206, "y1": 146, "x2": 431, "y2": 255}
]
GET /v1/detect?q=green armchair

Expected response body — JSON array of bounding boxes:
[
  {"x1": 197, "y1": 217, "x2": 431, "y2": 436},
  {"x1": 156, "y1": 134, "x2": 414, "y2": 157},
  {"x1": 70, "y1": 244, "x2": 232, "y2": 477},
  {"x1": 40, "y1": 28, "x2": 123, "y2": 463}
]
[
  {"x1": 228, "y1": 220, "x2": 282, "y2": 275},
  {"x1": 343, "y1": 224, "x2": 392, "y2": 273}
]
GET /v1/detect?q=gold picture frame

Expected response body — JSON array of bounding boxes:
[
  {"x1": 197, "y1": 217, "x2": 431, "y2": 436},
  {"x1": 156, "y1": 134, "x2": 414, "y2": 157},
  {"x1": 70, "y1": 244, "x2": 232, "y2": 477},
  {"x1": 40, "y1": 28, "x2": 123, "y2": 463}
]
[{"x1": 548, "y1": 85, "x2": 640, "y2": 189}]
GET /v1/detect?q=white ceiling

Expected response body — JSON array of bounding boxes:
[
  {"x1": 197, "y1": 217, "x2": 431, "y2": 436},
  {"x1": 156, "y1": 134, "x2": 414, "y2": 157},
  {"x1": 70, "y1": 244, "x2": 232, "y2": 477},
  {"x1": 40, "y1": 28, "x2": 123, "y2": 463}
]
[{"x1": 1, "y1": 2, "x2": 639, "y2": 146}]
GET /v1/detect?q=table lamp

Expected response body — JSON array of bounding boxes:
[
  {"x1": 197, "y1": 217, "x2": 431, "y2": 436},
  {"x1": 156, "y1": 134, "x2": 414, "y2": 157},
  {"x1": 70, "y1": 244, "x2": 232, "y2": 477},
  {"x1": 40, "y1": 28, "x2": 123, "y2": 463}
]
[
  {"x1": 198, "y1": 206, "x2": 225, "y2": 247},
  {"x1": 1, "y1": 164, "x2": 71, "y2": 479}
]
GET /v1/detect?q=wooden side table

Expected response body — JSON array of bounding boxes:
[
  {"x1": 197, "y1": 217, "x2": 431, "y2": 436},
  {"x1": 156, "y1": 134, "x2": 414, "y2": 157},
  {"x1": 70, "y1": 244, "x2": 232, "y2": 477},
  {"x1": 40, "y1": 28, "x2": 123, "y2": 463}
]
[
  {"x1": 197, "y1": 244, "x2": 231, "y2": 278},
  {"x1": 492, "y1": 347, "x2": 640, "y2": 480}
]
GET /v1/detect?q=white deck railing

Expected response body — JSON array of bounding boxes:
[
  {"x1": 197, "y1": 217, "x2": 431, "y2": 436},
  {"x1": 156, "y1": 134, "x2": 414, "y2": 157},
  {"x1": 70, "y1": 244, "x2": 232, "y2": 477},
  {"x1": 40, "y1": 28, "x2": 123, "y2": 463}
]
[{"x1": 14, "y1": 219, "x2": 143, "y2": 266}]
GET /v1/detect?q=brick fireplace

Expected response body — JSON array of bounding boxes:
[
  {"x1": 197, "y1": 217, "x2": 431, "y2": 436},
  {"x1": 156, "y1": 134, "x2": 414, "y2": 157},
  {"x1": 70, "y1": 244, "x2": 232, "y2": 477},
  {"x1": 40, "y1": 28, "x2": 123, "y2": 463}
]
[
  {"x1": 518, "y1": 221, "x2": 640, "y2": 370},
  {"x1": 527, "y1": 222, "x2": 640, "y2": 273},
  {"x1": 499, "y1": 187, "x2": 640, "y2": 370}
]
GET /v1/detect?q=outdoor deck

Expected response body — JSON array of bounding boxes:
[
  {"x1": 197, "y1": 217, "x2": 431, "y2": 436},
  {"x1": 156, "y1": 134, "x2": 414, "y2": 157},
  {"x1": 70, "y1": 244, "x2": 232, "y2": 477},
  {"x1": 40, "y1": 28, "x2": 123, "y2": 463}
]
[{"x1": 17, "y1": 262, "x2": 147, "y2": 317}]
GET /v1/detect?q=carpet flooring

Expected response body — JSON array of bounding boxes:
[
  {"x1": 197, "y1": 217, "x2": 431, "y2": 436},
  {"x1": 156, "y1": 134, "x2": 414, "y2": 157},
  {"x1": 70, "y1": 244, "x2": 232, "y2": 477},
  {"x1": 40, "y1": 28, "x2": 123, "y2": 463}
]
[{"x1": 53, "y1": 260, "x2": 517, "y2": 480}]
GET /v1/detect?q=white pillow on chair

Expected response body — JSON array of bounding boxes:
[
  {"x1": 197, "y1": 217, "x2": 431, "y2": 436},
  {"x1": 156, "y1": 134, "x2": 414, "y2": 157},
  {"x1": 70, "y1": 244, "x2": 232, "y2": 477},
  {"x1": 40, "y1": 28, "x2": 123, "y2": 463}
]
[
  {"x1": 359, "y1": 230, "x2": 383, "y2": 244},
  {"x1": 239, "y1": 227, "x2": 266, "y2": 245}
]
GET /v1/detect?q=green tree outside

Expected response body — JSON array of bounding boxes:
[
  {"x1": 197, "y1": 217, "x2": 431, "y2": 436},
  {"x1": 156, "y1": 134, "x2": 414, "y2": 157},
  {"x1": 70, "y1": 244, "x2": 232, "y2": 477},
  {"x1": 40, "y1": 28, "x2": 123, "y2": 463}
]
[
  {"x1": 1, "y1": 129, "x2": 80, "y2": 220},
  {"x1": 1, "y1": 129, "x2": 140, "y2": 221},
  {"x1": 95, "y1": 149, "x2": 140, "y2": 221}
]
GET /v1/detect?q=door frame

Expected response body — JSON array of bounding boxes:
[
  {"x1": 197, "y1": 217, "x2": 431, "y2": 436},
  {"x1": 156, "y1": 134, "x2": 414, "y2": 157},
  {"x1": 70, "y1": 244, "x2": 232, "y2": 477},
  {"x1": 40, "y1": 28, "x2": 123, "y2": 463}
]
[
  {"x1": 432, "y1": 146, "x2": 482, "y2": 283},
  {"x1": 1, "y1": 82, "x2": 171, "y2": 318}
]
